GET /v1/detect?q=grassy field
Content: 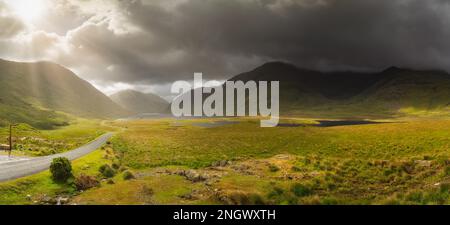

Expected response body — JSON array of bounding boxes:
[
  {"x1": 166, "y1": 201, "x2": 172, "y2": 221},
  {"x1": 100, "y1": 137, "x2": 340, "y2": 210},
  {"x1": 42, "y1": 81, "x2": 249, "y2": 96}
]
[
  {"x1": 0, "y1": 119, "x2": 115, "y2": 156},
  {"x1": 70, "y1": 117, "x2": 449, "y2": 205},
  {"x1": 0, "y1": 117, "x2": 448, "y2": 205}
]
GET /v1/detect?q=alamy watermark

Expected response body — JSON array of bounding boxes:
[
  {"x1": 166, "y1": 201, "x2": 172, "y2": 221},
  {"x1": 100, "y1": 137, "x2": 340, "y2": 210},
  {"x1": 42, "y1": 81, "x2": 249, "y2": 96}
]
[{"x1": 171, "y1": 73, "x2": 280, "y2": 127}]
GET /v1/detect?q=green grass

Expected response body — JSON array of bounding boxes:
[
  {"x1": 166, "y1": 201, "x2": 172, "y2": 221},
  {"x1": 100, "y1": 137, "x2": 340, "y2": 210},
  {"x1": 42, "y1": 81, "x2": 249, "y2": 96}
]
[
  {"x1": 73, "y1": 174, "x2": 208, "y2": 205},
  {"x1": 0, "y1": 148, "x2": 110, "y2": 205},
  {"x1": 111, "y1": 118, "x2": 450, "y2": 168},
  {"x1": 0, "y1": 119, "x2": 116, "y2": 156},
  {"x1": 97, "y1": 117, "x2": 450, "y2": 204},
  {"x1": 1, "y1": 117, "x2": 449, "y2": 205}
]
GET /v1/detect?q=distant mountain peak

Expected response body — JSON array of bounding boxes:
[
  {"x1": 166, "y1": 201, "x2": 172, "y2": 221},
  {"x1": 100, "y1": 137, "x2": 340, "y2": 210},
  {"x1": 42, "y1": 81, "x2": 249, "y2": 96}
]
[
  {"x1": 255, "y1": 61, "x2": 300, "y2": 72},
  {"x1": 382, "y1": 66, "x2": 410, "y2": 73},
  {"x1": 110, "y1": 89, "x2": 169, "y2": 114}
]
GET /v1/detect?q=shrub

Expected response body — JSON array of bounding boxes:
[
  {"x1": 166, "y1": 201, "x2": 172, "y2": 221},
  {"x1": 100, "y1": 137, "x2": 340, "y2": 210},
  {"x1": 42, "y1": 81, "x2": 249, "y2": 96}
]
[
  {"x1": 291, "y1": 183, "x2": 312, "y2": 197},
  {"x1": 141, "y1": 185, "x2": 154, "y2": 196},
  {"x1": 268, "y1": 186, "x2": 284, "y2": 197},
  {"x1": 112, "y1": 160, "x2": 121, "y2": 170},
  {"x1": 291, "y1": 166, "x2": 302, "y2": 172},
  {"x1": 106, "y1": 179, "x2": 115, "y2": 184},
  {"x1": 320, "y1": 197, "x2": 340, "y2": 205},
  {"x1": 50, "y1": 157, "x2": 73, "y2": 183},
  {"x1": 268, "y1": 164, "x2": 280, "y2": 172},
  {"x1": 248, "y1": 193, "x2": 266, "y2": 205},
  {"x1": 226, "y1": 192, "x2": 266, "y2": 205},
  {"x1": 405, "y1": 191, "x2": 424, "y2": 203},
  {"x1": 99, "y1": 164, "x2": 116, "y2": 178},
  {"x1": 123, "y1": 170, "x2": 135, "y2": 180},
  {"x1": 75, "y1": 174, "x2": 100, "y2": 191},
  {"x1": 445, "y1": 166, "x2": 450, "y2": 176}
]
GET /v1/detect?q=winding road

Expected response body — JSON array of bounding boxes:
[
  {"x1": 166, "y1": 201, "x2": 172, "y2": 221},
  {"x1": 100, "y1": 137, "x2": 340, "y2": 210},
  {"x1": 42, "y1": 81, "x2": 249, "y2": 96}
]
[{"x1": 0, "y1": 132, "x2": 113, "y2": 182}]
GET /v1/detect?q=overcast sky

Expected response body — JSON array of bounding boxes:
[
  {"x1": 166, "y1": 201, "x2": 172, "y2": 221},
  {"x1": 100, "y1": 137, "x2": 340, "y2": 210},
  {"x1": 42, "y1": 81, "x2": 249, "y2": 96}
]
[{"x1": 1, "y1": 0, "x2": 450, "y2": 99}]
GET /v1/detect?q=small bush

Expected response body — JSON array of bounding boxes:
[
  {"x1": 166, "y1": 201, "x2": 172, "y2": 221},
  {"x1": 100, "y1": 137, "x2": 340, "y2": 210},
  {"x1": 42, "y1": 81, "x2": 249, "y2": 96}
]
[
  {"x1": 50, "y1": 157, "x2": 73, "y2": 183},
  {"x1": 75, "y1": 174, "x2": 100, "y2": 191},
  {"x1": 123, "y1": 170, "x2": 135, "y2": 180},
  {"x1": 268, "y1": 165, "x2": 280, "y2": 172},
  {"x1": 106, "y1": 179, "x2": 115, "y2": 184},
  {"x1": 268, "y1": 186, "x2": 284, "y2": 197},
  {"x1": 444, "y1": 166, "x2": 450, "y2": 176},
  {"x1": 99, "y1": 164, "x2": 116, "y2": 178},
  {"x1": 405, "y1": 191, "x2": 424, "y2": 203},
  {"x1": 226, "y1": 192, "x2": 266, "y2": 205},
  {"x1": 440, "y1": 183, "x2": 450, "y2": 193},
  {"x1": 291, "y1": 183, "x2": 312, "y2": 197},
  {"x1": 141, "y1": 185, "x2": 154, "y2": 196},
  {"x1": 320, "y1": 197, "x2": 340, "y2": 205},
  {"x1": 248, "y1": 193, "x2": 266, "y2": 205},
  {"x1": 112, "y1": 161, "x2": 121, "y2": 170}
]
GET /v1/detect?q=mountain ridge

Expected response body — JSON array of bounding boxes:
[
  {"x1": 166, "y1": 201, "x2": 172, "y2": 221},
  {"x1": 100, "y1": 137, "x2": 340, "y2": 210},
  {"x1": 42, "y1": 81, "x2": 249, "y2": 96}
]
[
  {"x1": 172, "y1": 61, "x2": 450, "y2": 117},
  {"x1": 110, "y1": 89, "x2": 170, "y2": 114},
  {"x1": 0, "y1": 59, "x2": 130, "y2": 128}
]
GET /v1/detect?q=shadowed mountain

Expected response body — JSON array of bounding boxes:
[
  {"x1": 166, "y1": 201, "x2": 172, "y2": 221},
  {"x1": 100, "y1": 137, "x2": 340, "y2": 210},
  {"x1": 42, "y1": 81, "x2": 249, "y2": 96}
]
[
  {"x1": 110, "y1": 90, "x2": 170, "y2": 114},
  {"x1": 0, "y1": 59, "x2": 130, "y2": 128},
  {"x1": 172, "y1": 62, "x2": 450, "y2": 118}
]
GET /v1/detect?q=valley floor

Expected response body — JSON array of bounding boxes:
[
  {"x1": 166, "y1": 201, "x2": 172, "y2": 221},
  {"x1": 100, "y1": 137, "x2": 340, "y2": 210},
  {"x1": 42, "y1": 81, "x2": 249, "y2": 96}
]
[{"x1": 0, "y1": 117, "x2": 449, "y2": 205}]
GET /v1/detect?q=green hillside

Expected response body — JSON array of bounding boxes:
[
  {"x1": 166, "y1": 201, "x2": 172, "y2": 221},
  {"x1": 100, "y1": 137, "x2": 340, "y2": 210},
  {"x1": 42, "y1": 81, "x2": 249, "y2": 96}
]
[
  {"x1": 110, "y1": 90, "x2": 169, "y2": 114},
  {"x1": 0, "y1": 59, "x2": 129, "y2": 128}
]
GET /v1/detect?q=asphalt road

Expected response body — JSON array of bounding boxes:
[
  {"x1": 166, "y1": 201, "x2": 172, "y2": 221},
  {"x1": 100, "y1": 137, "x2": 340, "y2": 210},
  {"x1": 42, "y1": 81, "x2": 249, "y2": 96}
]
[{"x1": 0, "y1": 132, "x2": 113, "y2": 182}]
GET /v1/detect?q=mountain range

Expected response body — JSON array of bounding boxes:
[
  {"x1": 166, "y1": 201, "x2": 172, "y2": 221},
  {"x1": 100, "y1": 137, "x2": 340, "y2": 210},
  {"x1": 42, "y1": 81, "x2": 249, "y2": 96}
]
[
  {"x1": 173, "y1": 62, "x2": 450, "y2": 118},
  {"x1": 0, "y1": 58, "x2": 449, "y2": 129}
]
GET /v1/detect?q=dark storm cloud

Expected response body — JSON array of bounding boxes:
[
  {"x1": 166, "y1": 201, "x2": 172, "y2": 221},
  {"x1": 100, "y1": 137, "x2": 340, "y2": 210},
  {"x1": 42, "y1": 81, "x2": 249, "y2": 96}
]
[{"x1": 88, "y1": 0, "x2": 450, "y2": 85}]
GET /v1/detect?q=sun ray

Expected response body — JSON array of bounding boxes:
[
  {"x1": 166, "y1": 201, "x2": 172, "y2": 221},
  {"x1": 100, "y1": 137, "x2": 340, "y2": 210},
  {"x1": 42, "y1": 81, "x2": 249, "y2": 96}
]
[{"x1": 5, "y1": 0, "x2": 48, "y2": 23}]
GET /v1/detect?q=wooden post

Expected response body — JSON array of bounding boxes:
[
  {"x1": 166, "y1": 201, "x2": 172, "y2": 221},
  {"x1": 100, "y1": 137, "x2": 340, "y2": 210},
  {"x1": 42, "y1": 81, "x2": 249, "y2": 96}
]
[{"x1": 9, "y1": 124, "x2": 12, "y2": 158}]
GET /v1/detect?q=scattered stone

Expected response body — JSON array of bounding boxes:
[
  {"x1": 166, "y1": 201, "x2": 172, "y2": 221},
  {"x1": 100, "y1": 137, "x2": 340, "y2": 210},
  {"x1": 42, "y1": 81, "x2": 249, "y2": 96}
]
[
  {"x1": 180, "y1": 193, "x2": 195, "y2": 200},
  {"x1": 232, "y1": 164, "x2": 250, "y2": 172},
  {"x1": 26, "y1": 194, "x2": 32, "y2": 201},
  {"x1": 211, "y1": 160, "x2": 231, "y2": 167},
  {"x1": 415, "y1": 160, "x2": 432, "y2": 167},
  {"x1": 185, "y1": 170, "x2": 201, "y2": 182},
  {"x1": 219, "y1": 160, "x2": 229, "y2": 167},
  {"x1": 178, "y1": 170, "x2": 209, "y2": 182},
  {"x1": 275, "y1": 154, "x2": 290, "y2": 160},
  {"x1": 56, "y1": 196, "x2": 69, "y2": 205},
  {"x1": 40, "y1": 195, "x2": 56, "y2": 205}
]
